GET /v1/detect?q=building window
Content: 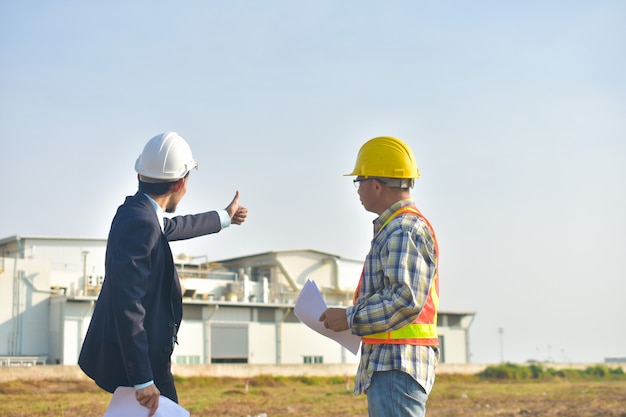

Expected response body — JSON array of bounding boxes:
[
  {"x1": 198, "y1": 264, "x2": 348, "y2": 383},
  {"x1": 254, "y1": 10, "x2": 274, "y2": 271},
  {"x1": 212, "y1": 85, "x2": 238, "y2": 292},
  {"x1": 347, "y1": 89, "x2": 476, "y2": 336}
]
[
  {"x1": 175, "y1": 355, "x2": 200, "y2": 364},
  {"x1": 283, "y1": 310, "x2": 300, "y2": 323},
  {"x1": 257, "y1": 308, "x2": 275, "y2": 323},
  {"x1": 447, "y1": 315, "x2": 462, "y2": 327},
  {"x1": 303, "y1": 356, "x2": 323, "y2": 364},
  {"x1": 251, "y1": 266, "x2": 271, "y2": 282},
  {"x1": 182, "y1": 305, "x2": 203, "y2": 320}
]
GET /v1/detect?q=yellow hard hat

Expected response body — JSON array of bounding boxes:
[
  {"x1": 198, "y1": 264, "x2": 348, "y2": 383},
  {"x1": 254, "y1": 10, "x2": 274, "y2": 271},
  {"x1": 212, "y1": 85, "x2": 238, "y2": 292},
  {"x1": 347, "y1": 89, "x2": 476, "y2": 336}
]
[{"x1": 345, "y1": 136, "x2": 420, "y2": 179}]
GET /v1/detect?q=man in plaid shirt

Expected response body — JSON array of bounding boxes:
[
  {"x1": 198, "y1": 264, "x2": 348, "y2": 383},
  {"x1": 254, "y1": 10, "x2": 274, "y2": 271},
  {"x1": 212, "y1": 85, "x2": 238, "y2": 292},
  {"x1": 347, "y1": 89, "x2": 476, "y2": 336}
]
[{"x1": 320, "y1": 136, "x2": 439, "y2": 417}]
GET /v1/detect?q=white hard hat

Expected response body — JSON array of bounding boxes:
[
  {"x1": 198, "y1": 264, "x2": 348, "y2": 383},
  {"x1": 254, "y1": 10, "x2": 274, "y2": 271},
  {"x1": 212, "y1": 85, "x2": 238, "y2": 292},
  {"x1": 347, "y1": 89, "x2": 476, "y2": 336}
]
[{"x1": 135, "y1": 132, "x2": 198, "y2": 181}]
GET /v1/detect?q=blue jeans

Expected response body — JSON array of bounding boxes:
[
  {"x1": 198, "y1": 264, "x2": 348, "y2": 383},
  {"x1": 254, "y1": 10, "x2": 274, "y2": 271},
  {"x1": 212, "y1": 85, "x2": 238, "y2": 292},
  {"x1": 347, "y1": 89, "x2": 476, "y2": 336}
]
[{"x1": 366, "y1": 370, "x2": 428, "y2": 417}]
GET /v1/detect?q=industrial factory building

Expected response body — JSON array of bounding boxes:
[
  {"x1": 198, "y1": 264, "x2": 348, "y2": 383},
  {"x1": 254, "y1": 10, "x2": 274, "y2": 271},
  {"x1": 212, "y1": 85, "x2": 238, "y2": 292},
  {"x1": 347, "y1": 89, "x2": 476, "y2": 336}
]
[{"x1": 0, "y1": 235, "x2": 475, "y2": 367}]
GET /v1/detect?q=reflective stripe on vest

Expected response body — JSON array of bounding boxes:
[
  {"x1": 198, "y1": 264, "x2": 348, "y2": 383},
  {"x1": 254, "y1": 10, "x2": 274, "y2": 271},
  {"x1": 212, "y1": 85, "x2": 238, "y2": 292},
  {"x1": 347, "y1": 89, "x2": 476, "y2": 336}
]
[{"x1": 356, "y1": 206, "x2": 440, "y2": 346}]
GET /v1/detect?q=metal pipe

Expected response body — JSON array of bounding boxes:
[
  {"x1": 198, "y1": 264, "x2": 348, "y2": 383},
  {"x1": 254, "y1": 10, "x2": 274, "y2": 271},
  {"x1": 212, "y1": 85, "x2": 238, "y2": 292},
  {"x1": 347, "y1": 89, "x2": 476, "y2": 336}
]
[
  {"x1": 322, "y1": 257, "x2": 341, "y2": 290},
  {"x1": 466, "y1": 315, "x2": 476, "y2": 363},
  {"x1": 21, "y1": 272, "x2": 56, "y2": 294},
  {"x1": 82, "y1": 251, "x2": 89, "y2": 295}
]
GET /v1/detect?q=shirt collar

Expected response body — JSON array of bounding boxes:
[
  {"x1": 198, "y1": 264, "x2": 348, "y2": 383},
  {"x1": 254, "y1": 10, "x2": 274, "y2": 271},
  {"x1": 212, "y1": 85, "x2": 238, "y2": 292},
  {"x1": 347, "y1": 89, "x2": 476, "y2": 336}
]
[
  {"x1": 373, "y1": 198, "x2": 415, "y2": 234},
  {"x1": 143, "y1": 193, "x2": 164, "y2": 232}
]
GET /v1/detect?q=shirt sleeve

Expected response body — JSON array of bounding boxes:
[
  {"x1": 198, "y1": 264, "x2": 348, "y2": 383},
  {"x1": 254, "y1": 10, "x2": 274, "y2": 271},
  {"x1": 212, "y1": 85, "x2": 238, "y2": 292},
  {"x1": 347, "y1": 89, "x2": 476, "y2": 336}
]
[
  {"x1": 217, "y1": 209, "x2": 231, "y2": 229},
  {"x1": 134, "y1": 380, "x2": 154, "y2": 390}
]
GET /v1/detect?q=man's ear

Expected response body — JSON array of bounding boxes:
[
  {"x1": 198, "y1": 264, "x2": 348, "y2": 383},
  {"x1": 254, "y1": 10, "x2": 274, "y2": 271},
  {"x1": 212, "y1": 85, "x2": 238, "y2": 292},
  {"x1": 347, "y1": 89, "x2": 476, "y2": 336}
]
[{"x1": 172, "y1": 177, "x2": 185, "y2": 192}]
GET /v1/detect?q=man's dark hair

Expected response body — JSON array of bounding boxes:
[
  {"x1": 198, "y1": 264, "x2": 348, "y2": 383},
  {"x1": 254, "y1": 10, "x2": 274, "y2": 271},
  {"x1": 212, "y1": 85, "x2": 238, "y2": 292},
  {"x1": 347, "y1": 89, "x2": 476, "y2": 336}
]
[
  {"x1": 138, "y1": 172, "x2": 189, "y2": 196},
  {"x1": 138, "y1": 180, "x2": 177, "y2": 196}
]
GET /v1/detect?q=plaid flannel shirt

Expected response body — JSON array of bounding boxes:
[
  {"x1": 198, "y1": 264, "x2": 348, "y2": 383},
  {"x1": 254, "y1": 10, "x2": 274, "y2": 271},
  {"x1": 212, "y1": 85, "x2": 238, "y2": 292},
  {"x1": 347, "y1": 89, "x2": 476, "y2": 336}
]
[{"x1": 346, "y1": 198, "x2": 439, "y2": 395}]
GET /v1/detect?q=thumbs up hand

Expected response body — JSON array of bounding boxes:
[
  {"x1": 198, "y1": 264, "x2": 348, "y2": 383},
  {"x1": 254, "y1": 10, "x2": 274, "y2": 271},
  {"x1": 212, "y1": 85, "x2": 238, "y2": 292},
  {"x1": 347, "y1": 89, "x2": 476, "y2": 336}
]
[{"x1": 226, "y1": 191, "x2": 248, "y2": 225}]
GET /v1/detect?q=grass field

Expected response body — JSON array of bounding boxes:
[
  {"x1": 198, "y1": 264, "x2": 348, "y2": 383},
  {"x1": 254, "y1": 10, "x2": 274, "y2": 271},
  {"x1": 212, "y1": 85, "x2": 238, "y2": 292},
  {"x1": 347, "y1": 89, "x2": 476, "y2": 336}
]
[{"x1": 1, "y1": 374, "x2": 625, "y2": 417}]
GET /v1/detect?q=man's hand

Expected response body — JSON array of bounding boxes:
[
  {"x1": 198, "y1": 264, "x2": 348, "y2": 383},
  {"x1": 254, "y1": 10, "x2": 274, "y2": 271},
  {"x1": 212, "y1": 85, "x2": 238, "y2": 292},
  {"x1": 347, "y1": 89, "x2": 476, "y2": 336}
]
[
  {"x1": 319, "y1": 307, "x2": 349, "y2": 332},
  {"x1": 226, "y1": 190, "x2": 248, "y2": 225},
  {"x1": 136, "y1": 384, "x2": 160, "y2": 417}
]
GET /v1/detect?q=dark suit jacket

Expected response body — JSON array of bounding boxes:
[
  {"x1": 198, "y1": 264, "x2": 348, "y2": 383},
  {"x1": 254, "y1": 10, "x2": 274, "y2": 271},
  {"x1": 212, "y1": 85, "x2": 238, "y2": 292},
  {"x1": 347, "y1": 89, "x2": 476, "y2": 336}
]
[{"x1": 78, "y1": 192, "x2": 222, "y2": 393}]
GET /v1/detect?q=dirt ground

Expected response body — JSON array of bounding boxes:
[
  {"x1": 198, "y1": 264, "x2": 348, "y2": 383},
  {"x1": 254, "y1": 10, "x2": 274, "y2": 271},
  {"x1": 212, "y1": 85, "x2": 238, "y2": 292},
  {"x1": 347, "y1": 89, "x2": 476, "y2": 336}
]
[
  {"x1": 0, "y1": 377, "x2": 625, "y2": 417},
  {"x1": 427, "y1": 379, "x2": 626, "y2": 417}
]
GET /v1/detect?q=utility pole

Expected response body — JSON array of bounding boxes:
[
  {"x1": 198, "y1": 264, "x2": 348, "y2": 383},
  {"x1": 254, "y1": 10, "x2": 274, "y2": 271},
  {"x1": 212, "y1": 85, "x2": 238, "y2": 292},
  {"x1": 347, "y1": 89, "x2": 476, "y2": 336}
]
[{"x1": 498, "y1": 327, "x2": 504, "y2": 363}]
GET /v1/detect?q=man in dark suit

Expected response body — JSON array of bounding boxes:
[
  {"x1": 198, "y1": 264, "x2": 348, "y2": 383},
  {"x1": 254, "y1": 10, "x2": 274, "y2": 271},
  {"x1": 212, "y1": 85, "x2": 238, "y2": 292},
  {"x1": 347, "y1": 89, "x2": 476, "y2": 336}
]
[{"x1": 78, "y1": 132, "x2": 248, "y2": 416}]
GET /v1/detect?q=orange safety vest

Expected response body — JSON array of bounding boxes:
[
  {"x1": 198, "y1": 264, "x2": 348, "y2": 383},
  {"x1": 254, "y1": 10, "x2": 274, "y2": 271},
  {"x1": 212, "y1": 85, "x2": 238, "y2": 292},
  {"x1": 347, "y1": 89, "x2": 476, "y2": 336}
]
[{"x1": 354, "y1": 206, "x2": 440, "y2": 346}]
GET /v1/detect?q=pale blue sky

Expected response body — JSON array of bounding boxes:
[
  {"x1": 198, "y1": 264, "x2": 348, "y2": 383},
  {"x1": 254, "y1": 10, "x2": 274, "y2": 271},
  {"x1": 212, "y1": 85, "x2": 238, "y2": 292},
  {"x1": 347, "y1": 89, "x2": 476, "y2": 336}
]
[{"x1": 1, "y1": 1, "x2": 624, "y2": 364}]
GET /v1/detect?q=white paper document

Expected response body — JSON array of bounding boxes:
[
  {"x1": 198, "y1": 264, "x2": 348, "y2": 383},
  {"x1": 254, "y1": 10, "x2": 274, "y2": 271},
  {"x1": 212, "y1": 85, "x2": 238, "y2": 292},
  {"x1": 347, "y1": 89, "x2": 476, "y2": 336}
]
[
  {"x1": 104, "y1": 386, "x2": 190, "y2": 417},
  {"x1": 294, "y1": 279, "x2": 361, "y2": 355}
]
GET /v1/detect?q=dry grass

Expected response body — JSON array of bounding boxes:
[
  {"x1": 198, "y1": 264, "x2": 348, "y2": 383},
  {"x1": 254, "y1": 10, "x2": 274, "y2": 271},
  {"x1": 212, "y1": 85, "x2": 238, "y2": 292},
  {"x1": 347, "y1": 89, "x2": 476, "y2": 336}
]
[{"x1": 0, "y1": 375, "x2": 625, "y2": 417}]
